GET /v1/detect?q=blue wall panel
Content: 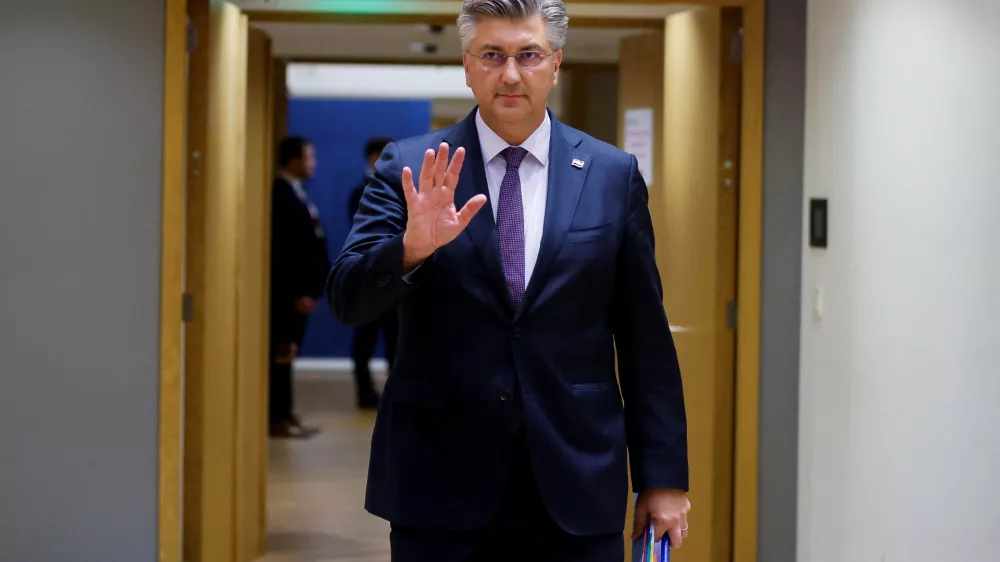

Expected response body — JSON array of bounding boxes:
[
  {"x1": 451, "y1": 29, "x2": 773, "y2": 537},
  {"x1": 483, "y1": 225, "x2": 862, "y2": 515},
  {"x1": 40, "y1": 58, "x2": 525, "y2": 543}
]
[{"x1": 286, "y1": 98, "x2": 432, "y2": 358}]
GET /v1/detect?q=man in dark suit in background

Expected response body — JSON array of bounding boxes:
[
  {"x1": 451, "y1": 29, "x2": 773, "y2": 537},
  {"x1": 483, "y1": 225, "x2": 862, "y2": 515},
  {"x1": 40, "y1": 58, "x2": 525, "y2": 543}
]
[
  {"x1": 347, "y1": 137, "x2": 398, "y2": 410},
  {"x1": 270, "y1": 136, "x2": 330, "y2": 439},
  {"x1": 329, "y1": 0, "x2": 691, "y2": 559}
]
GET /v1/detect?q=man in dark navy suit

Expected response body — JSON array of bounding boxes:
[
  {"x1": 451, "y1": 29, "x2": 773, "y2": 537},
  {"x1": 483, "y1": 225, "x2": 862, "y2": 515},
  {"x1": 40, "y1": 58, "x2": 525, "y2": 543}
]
[
  {"x1": 328, "y1": 1, "x2": 690, "y2": 559},
  {"x1": 270, "y1": 136, "x2": 329, "y2": 439}
]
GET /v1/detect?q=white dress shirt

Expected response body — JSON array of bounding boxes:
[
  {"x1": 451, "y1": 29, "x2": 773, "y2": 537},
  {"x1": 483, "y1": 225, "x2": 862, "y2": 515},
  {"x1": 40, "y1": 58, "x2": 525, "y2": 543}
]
[{"x1": 475, "y1": 109, "x2": 551, "y2": 287}]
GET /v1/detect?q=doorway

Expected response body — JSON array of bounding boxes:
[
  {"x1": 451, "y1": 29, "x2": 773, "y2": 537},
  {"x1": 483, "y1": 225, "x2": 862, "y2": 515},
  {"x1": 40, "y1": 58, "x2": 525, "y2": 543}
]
[{"x1": 160, "y1": 1, "x2": 765, "y2": 561}]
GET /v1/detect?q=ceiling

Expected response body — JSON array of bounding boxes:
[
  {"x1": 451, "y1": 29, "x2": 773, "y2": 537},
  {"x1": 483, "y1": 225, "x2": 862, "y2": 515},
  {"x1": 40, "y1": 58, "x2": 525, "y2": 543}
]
[
  {"x1": 235, "y1": 0, "x2": 690, "y2": 20},
  {"x1": 253, "y1": 22, "x2": 660, "y2": 64}
]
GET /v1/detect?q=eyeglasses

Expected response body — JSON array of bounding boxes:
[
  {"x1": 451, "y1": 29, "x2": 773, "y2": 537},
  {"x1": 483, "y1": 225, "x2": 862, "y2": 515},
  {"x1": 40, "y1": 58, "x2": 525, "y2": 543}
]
[{"x1": 467, "y1": 50, "x2": 554, "y2": 70}]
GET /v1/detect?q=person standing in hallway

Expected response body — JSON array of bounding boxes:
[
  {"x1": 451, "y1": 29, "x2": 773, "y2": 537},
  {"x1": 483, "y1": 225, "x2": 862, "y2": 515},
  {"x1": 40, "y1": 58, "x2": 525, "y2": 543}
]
[
  {"x1": 270, "y1": 136, "x2": 330, "y2": 439},
  {"x1": 328, "y1": 1, "x2": 690, "y2": 559},
  {"x1": 346, "y1": 137, "x2": 399, "y2": 410}
]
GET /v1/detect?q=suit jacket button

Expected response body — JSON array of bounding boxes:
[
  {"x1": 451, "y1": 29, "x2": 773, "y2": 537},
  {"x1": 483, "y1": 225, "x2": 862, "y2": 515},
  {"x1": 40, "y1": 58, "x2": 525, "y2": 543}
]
[
  {"x1": 376, "y1": 275, "x2": 392, "y2": 289},
  {"x1": 500, "y1": 392, "x2": 509, "y2": 402},
  {"x1": 513, "y1": 328, "x2": 521, "y2": 338}
]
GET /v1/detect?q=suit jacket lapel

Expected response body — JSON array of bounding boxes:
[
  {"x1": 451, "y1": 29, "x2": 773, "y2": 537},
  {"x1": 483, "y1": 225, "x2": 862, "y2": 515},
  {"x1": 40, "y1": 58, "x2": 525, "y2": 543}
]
[
  {"x1": 516, "y1": 118, "x2": 591, "y2": 321},
  {"x1": 444, "y1": 110, "x2": 512, "y2": 309}
]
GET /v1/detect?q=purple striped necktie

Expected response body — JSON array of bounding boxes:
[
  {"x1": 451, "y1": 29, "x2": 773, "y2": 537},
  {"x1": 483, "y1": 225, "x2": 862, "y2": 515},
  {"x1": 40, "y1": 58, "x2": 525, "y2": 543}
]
[{"x1": 496, "y1": 147, "x2": 528, "y2": 308}]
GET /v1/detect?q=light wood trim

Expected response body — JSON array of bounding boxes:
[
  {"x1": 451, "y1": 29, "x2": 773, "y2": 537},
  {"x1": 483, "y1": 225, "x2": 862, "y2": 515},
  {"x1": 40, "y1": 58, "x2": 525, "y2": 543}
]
[
  {"x1": 183, "y1": 1, "x2": 250, "y2": 560},
  {"x1": 259, "y1": 51, "x2": 279, "y2": 562},
  {"x1": 183, "y1": 0, "x2": 210, "y2": 556},
  {"x1": 710, "y1": 7, "x2": 743, "y2": 562},
  {"x1": 243, "y1": 0, "x2": 755, "y2": 26},
  {"x1": 245, "y1": 10, "x2": 665, "y2": 29},
  {"x1": 236, "y1": 23, "x2": 273, "y2": 562},
  {"x1": 234, "y1": 13, "x2": 255, "y2": 562},
  {"x1": 204, "y1": 4, "x2": 248, "y2": 560},
  {"x1": 733, "y1": 0, "x2": 764, "y2": 560},
  {"x1": 159, "y1": 0, "x2": 187, "y2": 560}
]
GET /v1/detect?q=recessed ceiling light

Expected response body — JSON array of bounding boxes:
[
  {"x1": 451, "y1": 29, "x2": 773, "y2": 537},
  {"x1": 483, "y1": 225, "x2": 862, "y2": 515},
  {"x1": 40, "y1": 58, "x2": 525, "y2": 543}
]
[{"x1": 408, "y1": 42, "x2": 440, "y2": 55}]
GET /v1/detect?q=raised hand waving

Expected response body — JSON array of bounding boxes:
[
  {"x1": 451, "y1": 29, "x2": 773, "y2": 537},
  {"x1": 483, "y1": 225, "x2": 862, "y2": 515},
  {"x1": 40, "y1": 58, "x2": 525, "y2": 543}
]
[{"x1": 401, "y1": 142, "x2": 487, "y2": 270}]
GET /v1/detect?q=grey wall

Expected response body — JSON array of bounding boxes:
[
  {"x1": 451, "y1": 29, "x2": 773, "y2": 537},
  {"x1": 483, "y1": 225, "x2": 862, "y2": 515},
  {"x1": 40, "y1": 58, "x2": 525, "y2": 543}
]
[
  {"x1": 757, "y1": 0, "x2": 807, "y2": 561},
  {"x1": 0, "y1": 1, "x2": 164, "y2": 560},
  {"x1": 797, "y1": 1, "x2": 1000, "y2": 559}
]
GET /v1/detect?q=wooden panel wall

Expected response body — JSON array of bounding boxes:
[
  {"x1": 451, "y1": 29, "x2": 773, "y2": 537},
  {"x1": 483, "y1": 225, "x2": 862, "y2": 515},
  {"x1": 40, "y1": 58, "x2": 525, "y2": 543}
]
[
  {"x1": 618, "y1": 32, "x2": 666, "y2": 272},
  {"x1": 238, "y1": 25, "x2": 275, "y2": 561},
  {"x1": 272, "y1": 59, "x2": 288, "y2": 161},
  {"x1": 159, "y1": 0, "x2": 187, "y2": 560},
  {"x1": 733, "y1": 1, "x2": 764, "y2": 561},
  {"x1": 182, "y1": 0, "x2": 210, "y2": 556},
  {"x1": 567, "y1": 65, "x2": 620, "y2": 146},
  {"x1": 658, "y1": 7, "x2": 741, "y2": 562},
  {"x1": 183, "y1": 1, "x2": 250, "y2": 560}
]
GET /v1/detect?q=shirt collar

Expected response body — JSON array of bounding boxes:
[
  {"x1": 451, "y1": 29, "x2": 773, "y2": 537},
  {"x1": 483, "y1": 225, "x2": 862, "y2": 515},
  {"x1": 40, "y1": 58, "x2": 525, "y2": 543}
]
[
  {"x1": 279, "y1": 171, "x2": 305, "y2": 193},
  {"x1": 475, "y1": 108, "x2": 551, "y2": 167}
]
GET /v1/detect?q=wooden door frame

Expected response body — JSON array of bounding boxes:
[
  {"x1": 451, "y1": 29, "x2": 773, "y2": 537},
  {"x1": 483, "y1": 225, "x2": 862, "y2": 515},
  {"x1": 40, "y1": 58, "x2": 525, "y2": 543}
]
[
  {"x1": 159, "y1": 0, "x2": 187, "y2": 560},
  {"x1": 733, "y1": 4, "x2": 764, "y2": 562},
  {"x1": 157, "y1": 1, "x2": 763, "y2": 561}
]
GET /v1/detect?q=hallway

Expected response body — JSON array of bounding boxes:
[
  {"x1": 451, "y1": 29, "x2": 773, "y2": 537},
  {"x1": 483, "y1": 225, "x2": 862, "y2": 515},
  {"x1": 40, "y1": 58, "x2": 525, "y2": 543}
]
[{"x1": 262, "y1": 371, "x2": 389, "y2": 562}]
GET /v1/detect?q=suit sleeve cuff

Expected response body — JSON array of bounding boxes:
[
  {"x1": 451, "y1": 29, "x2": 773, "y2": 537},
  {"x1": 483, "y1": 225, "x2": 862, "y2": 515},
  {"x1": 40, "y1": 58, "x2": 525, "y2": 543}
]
[
  {"x1": 401, "y1": 262, "x2": 424, "y2": 285},
  {"x1": 630, "y1": 449, "x2": 690, "y2": 494},
  {"x1": 369, "y1": 234, "x2": 430, "y2": 294}
]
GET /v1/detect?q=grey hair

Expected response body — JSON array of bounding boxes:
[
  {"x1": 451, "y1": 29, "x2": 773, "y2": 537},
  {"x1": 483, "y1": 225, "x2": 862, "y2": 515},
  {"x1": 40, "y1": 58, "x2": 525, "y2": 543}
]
[{"x1": 457, "y1": 0, "x2": 570, "y2": 51}]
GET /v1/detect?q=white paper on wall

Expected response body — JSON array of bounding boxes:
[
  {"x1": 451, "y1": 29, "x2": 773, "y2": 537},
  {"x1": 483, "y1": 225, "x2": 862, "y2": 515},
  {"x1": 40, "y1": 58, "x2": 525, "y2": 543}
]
[{"x1": 623, "y1": 107, "x2": 655, "y2": 187}]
